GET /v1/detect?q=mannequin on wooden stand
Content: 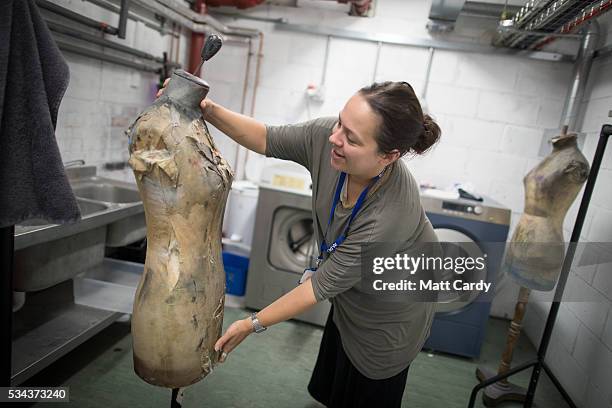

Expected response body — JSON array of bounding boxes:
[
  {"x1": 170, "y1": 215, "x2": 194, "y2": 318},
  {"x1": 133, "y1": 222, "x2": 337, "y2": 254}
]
[{"x1": 476, "y1": 125, "x2": 590, "y2": 405}]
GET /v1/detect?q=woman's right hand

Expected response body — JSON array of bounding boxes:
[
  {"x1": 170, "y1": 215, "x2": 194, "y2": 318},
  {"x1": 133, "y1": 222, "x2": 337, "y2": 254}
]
[
  {"x1": 199, "y1": 98, "x2": 215, "y2": 119},
  {"x1": 155, "y1": 77, "x2": 171, "y2": 98}
]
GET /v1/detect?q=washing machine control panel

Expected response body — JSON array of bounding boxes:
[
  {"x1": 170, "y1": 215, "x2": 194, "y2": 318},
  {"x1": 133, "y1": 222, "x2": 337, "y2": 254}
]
[
  {"x1": 442, "y1": 201, "x2": 483, "y2": 215},
  {"x1": 421, "y1": 194, "x2": 511, "y2": 225}
]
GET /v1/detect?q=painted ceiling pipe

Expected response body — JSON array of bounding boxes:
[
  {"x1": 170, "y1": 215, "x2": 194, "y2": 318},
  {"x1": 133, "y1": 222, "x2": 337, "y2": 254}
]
[
  {"x1": 206, "y1": 0, "x2": 265, "y2": 8},
  {"x1": 337, "y1": 0, "x2": 373, "y2": 16},
  {"x1": 36, "y1": 0, "x2": 119, "y2": 35}
]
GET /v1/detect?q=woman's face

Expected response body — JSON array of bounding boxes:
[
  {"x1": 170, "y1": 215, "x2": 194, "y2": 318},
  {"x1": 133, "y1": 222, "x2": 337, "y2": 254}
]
[{"x1": 329, "y1": 93, "x2": 397, "y2": 180}]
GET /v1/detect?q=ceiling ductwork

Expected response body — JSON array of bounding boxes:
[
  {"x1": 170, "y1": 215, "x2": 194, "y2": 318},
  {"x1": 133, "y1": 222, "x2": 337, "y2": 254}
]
[
  {"x1": 427, "y1": 0, "x2": 468, "y2": 32},
  {"x1": 494, "y1": 0, "x2": 612, "y2": 50}
]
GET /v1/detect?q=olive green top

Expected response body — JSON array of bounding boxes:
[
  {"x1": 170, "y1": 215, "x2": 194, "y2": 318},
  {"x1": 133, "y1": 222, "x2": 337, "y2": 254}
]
[{"x1": 266, "y1": 117, "x2": 437, "y2": 380}]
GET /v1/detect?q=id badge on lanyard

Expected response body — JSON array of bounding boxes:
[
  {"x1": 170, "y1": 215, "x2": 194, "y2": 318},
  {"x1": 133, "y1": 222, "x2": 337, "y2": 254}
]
[{"x1": 298, "y1": 169, "x2": 384, "y2": 285}]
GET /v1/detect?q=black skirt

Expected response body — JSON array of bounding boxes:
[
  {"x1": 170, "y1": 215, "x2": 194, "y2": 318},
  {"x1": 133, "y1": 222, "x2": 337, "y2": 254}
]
[{"x1": 307, "y1": 307, "x2": 410, "y2": 408}]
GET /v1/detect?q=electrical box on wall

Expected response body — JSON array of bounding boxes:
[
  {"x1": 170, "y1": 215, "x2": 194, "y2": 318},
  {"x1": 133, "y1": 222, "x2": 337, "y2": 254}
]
[{"x1": 306, "y1": 83, "x2": 325, "y2": 102}]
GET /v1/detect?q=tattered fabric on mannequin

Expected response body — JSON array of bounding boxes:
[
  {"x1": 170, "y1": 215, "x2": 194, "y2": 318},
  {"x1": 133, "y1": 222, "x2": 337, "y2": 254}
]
[{"x1": 127, "y1": 70, "x2": 233, "y2": 388}]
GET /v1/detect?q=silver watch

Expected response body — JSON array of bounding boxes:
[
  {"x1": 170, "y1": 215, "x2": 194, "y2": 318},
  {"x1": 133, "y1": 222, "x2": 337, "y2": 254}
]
[{"x1": 250, "y1": 312, "x2": 267, "y2": 333}]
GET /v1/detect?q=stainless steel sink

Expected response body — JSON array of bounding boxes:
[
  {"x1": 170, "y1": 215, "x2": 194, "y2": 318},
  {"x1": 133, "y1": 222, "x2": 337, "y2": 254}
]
[
  {"x1": 78, "y1": 199, "x2": 108, "y2": 216},
  {"x1": 14, "y1": 199, "x2": 108, "y2": 235},
  {"x1": 68, "y1": 167, "x2": 146, "y2": 248},
  {"x1": 71, "y1": 183, "x2": 141, "y2": 204},
  {"x1": 14, "y1": 166, "x2": 145, "y2": 291}
]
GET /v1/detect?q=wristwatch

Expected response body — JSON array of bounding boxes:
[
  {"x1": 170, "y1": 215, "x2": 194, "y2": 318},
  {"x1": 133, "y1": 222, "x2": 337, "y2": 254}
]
[{"x1": 250, "y1": 312, "x2": 267, "y2": 333}]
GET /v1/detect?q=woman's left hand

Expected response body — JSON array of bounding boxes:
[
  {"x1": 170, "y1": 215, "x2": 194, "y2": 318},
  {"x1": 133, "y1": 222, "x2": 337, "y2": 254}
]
[{"x1": 214, "y1": 318, "x2": 253, "y2": 363}]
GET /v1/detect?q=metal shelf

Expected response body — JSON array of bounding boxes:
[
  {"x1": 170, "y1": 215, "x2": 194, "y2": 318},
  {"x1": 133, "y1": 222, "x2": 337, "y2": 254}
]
[{"x1": 10, "y1": 258, "x2": 143, "y2": 385}]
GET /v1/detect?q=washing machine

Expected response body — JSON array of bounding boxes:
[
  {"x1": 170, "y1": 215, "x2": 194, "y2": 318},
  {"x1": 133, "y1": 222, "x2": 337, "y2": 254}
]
[
  {"x1": 420, "y1": 190, "x2": 511, "y2": 358},
  {"x1": 245, "y1": 175, "x2": 331, "y2": 326}
]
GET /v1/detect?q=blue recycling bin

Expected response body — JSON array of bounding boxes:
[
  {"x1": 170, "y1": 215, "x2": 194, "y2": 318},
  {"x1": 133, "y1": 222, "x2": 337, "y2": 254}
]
[{"x1": 222, "y1": 251, "x2": 249, "y2": 296}]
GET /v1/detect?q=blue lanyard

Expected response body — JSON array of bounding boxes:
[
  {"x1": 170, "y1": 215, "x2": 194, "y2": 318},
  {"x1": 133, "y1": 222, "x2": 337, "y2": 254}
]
[{"x1": 315, "y1": 169, "x2": 384, "y2": 267}]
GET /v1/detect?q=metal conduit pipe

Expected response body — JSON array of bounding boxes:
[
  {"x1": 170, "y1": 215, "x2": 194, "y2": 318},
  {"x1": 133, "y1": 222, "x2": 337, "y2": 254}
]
[
  {"x1": 240, "y1": 32, "x2": 264, "y2": 181},
  {"x1": 36, "y1": 0, "x2": 119, "y2": 35},
  {"x1": 118, "y1": 0, "x2": 131, "y2": 39},
  {"x1": 156, "y1": 0, "x2": 259, "y2": 37},
  {"x1": 559, "y1": 20, "x2": 600, "y2": 133},
  {"x1": 46, "y1": 20, "x2": 177, "y2": 65},
  {"x1": 84, "y1": 0, "x2": 177, "y2": 36},
  {"x1": 56, "y1": 39, "x2": 161, "y2": 73},
  {"x1": 129, "y1": 0, "x2": 258, "y2": 37},
  {"x1": 130, "y1": 0, "x2": 214, "y2": 35},
  {"x1": 233, "y1": 38, "x2": 253, "y2": 176}
]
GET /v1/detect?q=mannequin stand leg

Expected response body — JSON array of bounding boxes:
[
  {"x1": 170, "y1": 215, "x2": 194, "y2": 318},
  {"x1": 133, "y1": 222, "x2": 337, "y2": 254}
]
[
  {"x1": 475, "y1": 286, "x2": 531, "y2": 406},
  {"x1": 171, "y1": 387, "x2": 185, "y2": 408}
]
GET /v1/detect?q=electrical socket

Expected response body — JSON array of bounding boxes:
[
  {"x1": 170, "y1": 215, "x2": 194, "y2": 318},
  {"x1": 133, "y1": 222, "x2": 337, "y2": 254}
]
[{"x1": 306, "y1": 84, "x2": 325, "y2": 103}]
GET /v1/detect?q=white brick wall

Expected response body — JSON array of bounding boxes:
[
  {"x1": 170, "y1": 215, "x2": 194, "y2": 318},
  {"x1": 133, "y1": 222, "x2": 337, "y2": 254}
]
[{"x1": 49, "y1": 0, "x2": 185, "y2": 183}]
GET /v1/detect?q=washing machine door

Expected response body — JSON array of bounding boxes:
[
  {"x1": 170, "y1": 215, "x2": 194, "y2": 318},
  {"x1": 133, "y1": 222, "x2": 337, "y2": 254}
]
[
  {"x1": 268, "y1": 207, "x2": 318, "y2": 274},
  {"x1": 434, "y1": 228, "x2": 487, "y2": 314}
]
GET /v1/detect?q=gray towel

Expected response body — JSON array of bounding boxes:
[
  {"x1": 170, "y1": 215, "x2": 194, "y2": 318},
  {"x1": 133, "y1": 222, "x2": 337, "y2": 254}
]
[{"x1": 0, "y1": 0, "x2": 80, "y2": 228}]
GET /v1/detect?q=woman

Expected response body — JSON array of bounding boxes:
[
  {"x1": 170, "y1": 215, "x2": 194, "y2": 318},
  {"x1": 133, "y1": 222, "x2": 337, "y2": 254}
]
[{"x1": 160, "y1": 80, "x2": 441, "y2": 407}]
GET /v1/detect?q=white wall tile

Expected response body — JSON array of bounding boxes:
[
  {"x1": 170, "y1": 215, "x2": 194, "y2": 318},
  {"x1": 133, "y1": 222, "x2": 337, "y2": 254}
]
[
  {"x1": 427, "y1": 84, "x2": 479, "y2": 117},
  {"x1": 580, "y1": 95, "x2": 612, "y2": 134},
  {"x1": 584, "y1": 59, "x2": 612, "y2": 101},
  {"x1": 375, "y1": 44, "x2": 429, "y2": 84},
  {"x1": 477, "y1": 91, "x2": 540, "y2": 125},
  {"x1": 565, "y1": 274, "x2": 610, "y2": 336},
  {"x1": 584, "y1": 382, "x2": 612, "y2": 408},
  {"x1": 545, "y1": 338, "x2": 587, "y2": 407},
  {"x1": 551, "y1": 304, "x2": 580, "y2": 354},
  {"x1": 465, "y1": 150, "x2": 527, "y2": 185},
  {"x1": 537, "y1": 97, "x2": 565, "y2": 129},
  {"x1": 260, "y1": 58, "x2": 322, "y2": 93},
  {"x1": 487, "y1": 181, "x2": 525, "y2": 213},
  {"x1": 63, "y1": 54, "x2": 103, "y2": 101},
  {"x1": 324, "y1": 38, "x2": 378, "y2": 101},
  {"x1": 501, "y1": 125, "x2": 543, "y2": 158},
  {"x1": 603, "y1": 310, "x2": 612, "y2": 351},
  {"x1": 429, "y1": 50, "x2": 459, "y2": 84},
  {"x1": 572, "y1": 259, "x2": 598, "y2": 286},
  {"x1": 574, "y1": 324, "x2": 612, "y2": 394},
  {"x1": 515, "y1": 60, "x2": 572, "y2": 99},
  {"x1": 588, "y1": 208, "x2": 612, "y2": 242},
  {"x1": 451, "y1": 117, "x2": 505, "y2": 151},
  {"x1": 204, "y1": 48, "x2": 250, "y2": 84},
  {"x1": 593, "y1": 262, "x2": 612, "y2": 302},
  {"x1": 523, "y1": 301, "x2": 547, "y2": 345},
  {"x1": 590, "y1": 169, "x2": 612, "y2": 209},
  {"x1": 454, "y1": 53, "x2": 519, "y2": 91}
]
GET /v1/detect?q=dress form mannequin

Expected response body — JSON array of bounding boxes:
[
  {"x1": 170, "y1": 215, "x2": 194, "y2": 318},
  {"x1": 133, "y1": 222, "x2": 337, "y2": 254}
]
[
  {"x1": 505, "y1": 132, "x2": 589, "y2": 291},
  {"x1": 476, "y1": 131, "x2": 589, "y2": 405},
  {"x1": 127, "y1": 70, "x2": 233, "y2": 388}
]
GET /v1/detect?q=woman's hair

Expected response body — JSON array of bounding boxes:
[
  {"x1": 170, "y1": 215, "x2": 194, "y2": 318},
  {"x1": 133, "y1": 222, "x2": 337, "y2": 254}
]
[{"x1": 358, "y1": 81, "x2": 441, "y2": 156}]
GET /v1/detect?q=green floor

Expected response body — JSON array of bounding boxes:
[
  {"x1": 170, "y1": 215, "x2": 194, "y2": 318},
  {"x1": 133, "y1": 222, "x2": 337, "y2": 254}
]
[{"x1": 25, "y1": 306, "x2": 569, "y2": 408}]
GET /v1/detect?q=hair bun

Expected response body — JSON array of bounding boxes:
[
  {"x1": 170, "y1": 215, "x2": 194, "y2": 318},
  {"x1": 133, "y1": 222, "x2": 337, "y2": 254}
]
[{"x1": 412, "y1": 114, "x2": 441, "y2": 155}]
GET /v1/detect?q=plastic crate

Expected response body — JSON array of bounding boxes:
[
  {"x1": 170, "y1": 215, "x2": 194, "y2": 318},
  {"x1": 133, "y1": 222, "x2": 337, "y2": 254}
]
[{"x1": 222, "y1": 251, "x2": 249, "y2": 296}]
